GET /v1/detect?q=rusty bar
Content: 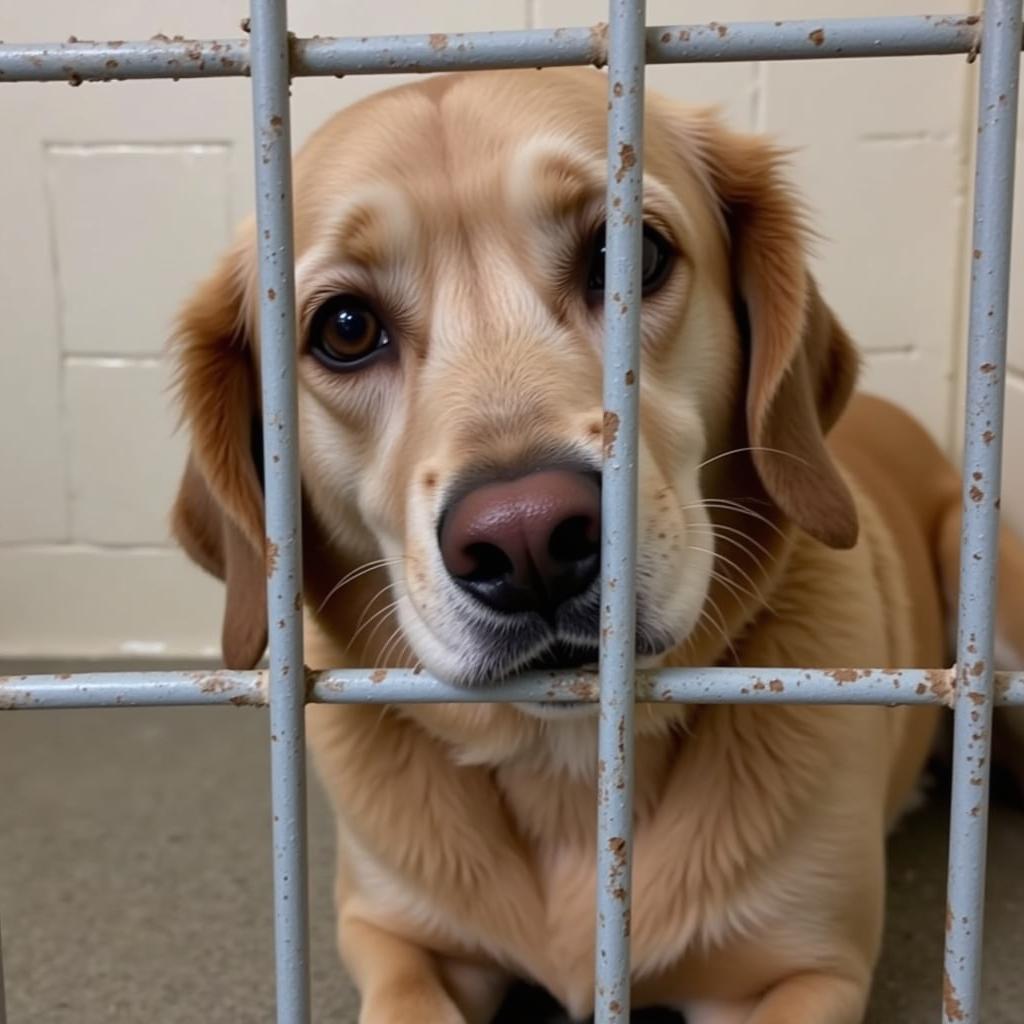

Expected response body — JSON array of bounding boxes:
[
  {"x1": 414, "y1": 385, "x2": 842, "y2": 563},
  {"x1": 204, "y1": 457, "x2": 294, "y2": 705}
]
[
  {"x1": 594, "y1": 3, "x2": 646, "y2": 1022},
  {"x1": 248, "y1": 0, "x2": 311, "y2": 1022},
  {"x1": 943, "y1": 0, "x2": 1023, "y2": 1021},
  {"x1": 5, "y1": 667, "x2": 1024, "y2": 709},
  {"x1": 2, "y1": 16, "x2": 1020, "y2": 85}
]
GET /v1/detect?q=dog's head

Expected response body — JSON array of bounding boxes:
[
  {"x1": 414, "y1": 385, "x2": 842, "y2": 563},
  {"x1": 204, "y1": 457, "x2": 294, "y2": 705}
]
[{"x1": 172, "y1": 69, "x2": 858, "y2": 697}]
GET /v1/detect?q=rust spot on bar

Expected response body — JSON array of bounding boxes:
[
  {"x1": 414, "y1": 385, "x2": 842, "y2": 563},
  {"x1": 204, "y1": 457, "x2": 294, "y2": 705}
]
[
  {"x1": 808, "y1": 28, "x2": 826, "y2": 46},
  {"x1": 829, "y1": 668, "x2": 860, "y2": 684},
  {"x1": 769, "y1": 678, "x2": 784, "y2": 693},
  {"x1": 927, "y1": 668, "x2": 953, "y2": 704},
  {"x1": 982, "y1": 430, "x2": 995, "y2": 445},
  {"x1": 603, "y1": 410, "x2": 620, "y2": 457},
  {"x1": 980, "y1": 361, "x2": 996, "y2": 373},
  {"x1": 615, "y1": 143, "x2": 636, "y2": 183},
  {"x1": 608, "y1": 836, "x2": 627, "y2": 863},
  {"x1": 679, "y1": 29, "x2": 691, "y2": 42},
  {"x1": 370, "y1": 669, "x2": 387, "y2": 684},
  {"x1": 267, "y1": 287, "x2": 276, "y2": 301},
  {"x1": 659, "y1": 32, "x2": 671, "y2": 43},
  {"x1": 294, "y1": 592, "x2": 302, "y2": 611},
  {"x1": 199, "y1": 675, "x2": 230, "y2": 695},
  {"x1": 943, "y1": 970, "x2": 966, "y2": 1021},
  {"x1": 429, "y1": 33, "x2": 448, "y2": 51},
  {"x1": 265, "y1": 540, "x2": 279, "y2": 577},
  {"x1": 625, "y1": 369, "x2": 635, "y2": 385},
  {"x1": 970, "y1": 484, "x2": 984, "y2": 503}
]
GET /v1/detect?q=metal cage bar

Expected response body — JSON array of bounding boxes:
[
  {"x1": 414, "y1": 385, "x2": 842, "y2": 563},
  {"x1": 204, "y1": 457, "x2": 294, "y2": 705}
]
[
  {"x1": 1, "y1": 5, "x2": 1022, "y2": 1024},
  {"x1": 249, "y1": 1, "x2": 311, "y2": 1021},
  {"x1": 8, "y1": 666, "x2": 1024, "y2": 710},
  {"x1": 944, "y1": 1, "x2": 1023, "y2": 1021},
  {"x1": 2, "y1": 16, "x2": 1021, "y2": 83},
  {"x1": 595, "y1": 4, "x2": 646, "y2": 1021}
]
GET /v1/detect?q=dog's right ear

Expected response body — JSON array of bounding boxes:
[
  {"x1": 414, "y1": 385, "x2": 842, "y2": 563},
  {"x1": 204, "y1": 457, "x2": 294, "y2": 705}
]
[{"x1": 170, "y1": 238, "x2": 268, "y2": 669}]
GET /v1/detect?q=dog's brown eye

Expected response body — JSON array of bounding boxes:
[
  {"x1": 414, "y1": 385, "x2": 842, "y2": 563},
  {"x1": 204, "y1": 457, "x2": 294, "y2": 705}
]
[
  {"x1": 310, "y1": 295, "x2": 390, "y2": 370},
  {"x1": 586, "y1": 223, "x2": 674, "y2": 300}
]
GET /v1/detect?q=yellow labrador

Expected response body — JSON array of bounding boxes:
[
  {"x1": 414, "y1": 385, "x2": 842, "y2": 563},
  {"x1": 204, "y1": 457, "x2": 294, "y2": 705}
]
[{"x1": 170, "y1": 69, "x2": 1024, "y2": 1023}]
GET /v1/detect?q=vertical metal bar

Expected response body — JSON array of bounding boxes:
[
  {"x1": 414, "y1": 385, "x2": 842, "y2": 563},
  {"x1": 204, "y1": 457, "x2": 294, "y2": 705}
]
[
  {"x1": 249, "y1": 2, "x2": 310, "y2": 1023},
  {"x1": 595, "y1": 3, "x2": 645, "y2": 1023},
  {"x1": 943, "y1": 2, "x2": 1022, "y2": 1022}
]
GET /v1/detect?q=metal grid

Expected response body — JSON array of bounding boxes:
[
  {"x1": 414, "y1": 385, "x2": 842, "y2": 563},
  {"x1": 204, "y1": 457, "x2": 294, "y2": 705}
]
[{"x1": 1, "y1": 4, "x2": 1021, "y2": 1023}]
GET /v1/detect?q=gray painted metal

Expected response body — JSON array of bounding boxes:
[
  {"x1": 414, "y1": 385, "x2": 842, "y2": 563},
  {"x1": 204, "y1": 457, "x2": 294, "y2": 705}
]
[
  {"x1": 594, "y1": 3, "x2": 645, "y2": 1021},
  {"x1": 4, "y1": 667, "x2": 1024, "y2": 709},
  {"x1": 943, "y1": 1, "x2": 1023, "y2": 1021},
  {"x1": 1, "y1": 16, "x2": 1016, "y2": 84},
  {"x1": 248, "y1": 1, "x2": 311, "y2": 1022}
]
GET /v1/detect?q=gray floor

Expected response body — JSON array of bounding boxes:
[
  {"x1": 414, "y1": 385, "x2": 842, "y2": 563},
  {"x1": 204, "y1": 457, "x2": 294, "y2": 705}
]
[{"x1": 2, "y1": 704, "x2": 1023, "y2": 1023}]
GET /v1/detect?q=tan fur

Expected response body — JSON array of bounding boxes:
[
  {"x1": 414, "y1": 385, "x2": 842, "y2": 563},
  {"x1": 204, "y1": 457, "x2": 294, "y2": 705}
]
[{"x1": 170, "y1": 69, "x2": 1024, "y2": 1022}]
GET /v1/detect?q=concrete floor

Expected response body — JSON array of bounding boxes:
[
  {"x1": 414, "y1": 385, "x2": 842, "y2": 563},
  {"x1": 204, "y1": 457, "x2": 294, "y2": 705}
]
[{"x1": 2, "y1": 703, "x2": 1024, "y2": 1023}]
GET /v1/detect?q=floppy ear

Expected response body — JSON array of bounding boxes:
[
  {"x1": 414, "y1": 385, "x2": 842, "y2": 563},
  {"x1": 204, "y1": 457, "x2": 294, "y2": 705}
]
[
  {"x1": 700, "y1": 121, "x2": 860, "y2": 550},
  {"x1": 170, "y1": 241, "x2": 269, "y2": 668}
]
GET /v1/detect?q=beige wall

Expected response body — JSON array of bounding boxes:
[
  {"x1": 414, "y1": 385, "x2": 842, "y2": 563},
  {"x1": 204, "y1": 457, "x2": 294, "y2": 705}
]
[{"x1": 1, "y1": 0, "x2": 1018, "y2": 662}]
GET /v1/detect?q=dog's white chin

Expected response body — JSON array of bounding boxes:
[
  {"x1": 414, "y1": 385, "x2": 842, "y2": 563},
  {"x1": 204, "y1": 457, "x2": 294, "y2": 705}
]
[{"x1": 514, "y1": 700, "x2": 600, "y2": 720}]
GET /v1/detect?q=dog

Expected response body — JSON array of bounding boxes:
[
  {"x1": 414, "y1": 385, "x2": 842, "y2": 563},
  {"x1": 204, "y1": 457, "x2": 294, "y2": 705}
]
[{"x1": 170, "y1": 68, "x2": 1024, "y2": 1023}]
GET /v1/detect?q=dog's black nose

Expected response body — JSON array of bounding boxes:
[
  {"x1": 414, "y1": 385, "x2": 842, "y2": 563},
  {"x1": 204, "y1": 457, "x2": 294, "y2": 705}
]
[{"x1": 439, "y1": 469, "x2": 601, "y2": 616}]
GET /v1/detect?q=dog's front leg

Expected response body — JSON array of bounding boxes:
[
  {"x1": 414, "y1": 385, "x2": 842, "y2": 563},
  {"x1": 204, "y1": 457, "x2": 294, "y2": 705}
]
[
  {"x1": 340, "y1": 913, "x2": 507, "y2": 1024},
  {"x1": 743, "y1": 970, "x2": 870, "y2": 1024}
]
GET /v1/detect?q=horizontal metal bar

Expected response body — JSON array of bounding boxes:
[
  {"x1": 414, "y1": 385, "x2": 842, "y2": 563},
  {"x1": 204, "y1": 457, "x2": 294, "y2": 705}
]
[
  {"x1": 1, "y1": 15, "x2": 1016, "y2": 84},
  {"x1": 4, "y1": 666, "x2": 1024, "y2": 709}
]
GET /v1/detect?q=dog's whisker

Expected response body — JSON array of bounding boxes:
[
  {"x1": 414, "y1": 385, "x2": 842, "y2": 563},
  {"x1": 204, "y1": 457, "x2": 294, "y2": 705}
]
[
  {"x1": 376, "y1": 625, "x2": 409, "y2": 670},
  {"x1": 689, "y1": 499, "x2": 787, "y2": 540},
  {"x1": 700, "y1": 592, "x2": 739, "y2": 664},
  {"x1": 696, "y1": 445, "x2": 812, "y2": 472},
  {"x1": 689, "y1": 550, "x2": 770, "y2": 613},
  {"x1": 316, "y1": 557, "x2": 405, "y2": 614},
  {"x1": 688, "y1": 521, "x2": 777, "y2": 565},
  {"x1": 353, "y1": 580, "x2": 403, "y2": 634},
  {"x1": 352, "y1": 599, "x2": 404, "y2": 653},
  {"x1": 686, "y1": 544, "x2": 774, "y2": 614}
]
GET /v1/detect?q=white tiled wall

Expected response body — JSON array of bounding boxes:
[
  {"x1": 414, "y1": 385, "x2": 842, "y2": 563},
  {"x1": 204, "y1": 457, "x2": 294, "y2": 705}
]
[{"x1": 2, "y1": 0, "x2": 1017, "y2": 662}]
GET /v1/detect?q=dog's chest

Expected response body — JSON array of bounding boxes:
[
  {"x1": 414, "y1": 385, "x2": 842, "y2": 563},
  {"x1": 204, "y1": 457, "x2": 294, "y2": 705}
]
[{"x1": 495, "y1": 758, "x2": 696, "y2": 1014}]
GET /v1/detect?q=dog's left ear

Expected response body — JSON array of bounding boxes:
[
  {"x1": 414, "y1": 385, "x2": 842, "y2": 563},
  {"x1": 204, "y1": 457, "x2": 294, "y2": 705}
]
[
  {"x1": 692, "y1": 117, "x2": 860, "y2": 549},
  {"x1": 170, "y1": 236, "x2": 269, "y2": 669}
]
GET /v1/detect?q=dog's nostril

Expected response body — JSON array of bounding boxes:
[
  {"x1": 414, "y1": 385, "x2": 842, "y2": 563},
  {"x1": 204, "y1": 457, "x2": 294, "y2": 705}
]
[
  {"x1": 549, "y1": 515, "x2": 600, "y2": 564},
  {"x1": 461, "y1": 542, "x2": 514, "y2": 583},
  {"x1": 439, "y1": 466, "x2": 601, "y2": 616}
]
